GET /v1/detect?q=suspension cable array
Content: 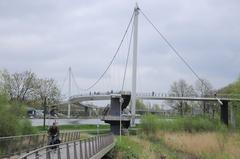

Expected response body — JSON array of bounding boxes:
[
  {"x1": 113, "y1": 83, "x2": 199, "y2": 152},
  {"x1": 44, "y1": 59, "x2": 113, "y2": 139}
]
[
  {"x1": 138, "y1": 8, "x2": 213, "y2": 93},
  {"x1": 63, "y1": 5, "x2": 219, "y2": 97},
  {"x1": 83, "y1": 11, "x2": 135, "y2": 91},
  {"x1": 121, "y1": 20, "x2": 134, "y2": 91}
]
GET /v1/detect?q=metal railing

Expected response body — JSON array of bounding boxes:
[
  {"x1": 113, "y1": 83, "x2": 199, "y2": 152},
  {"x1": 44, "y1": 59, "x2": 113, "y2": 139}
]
[
  {"x1": 0, "y1": 131, "x2": 81, "y2": 158},
  {"x1": 19, "y1": 134, "x2": 114, "y2": 159},
  {"x1": 70, "y1": 91, "x2": 240, "y2": 99}
]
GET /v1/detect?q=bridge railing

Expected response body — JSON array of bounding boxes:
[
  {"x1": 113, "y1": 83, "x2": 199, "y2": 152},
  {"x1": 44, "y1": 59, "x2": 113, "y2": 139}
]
[
  {"x1": 0, "y1": 130, "x2": 81, "y2": 158},
  {"x1": 19, "y1": 134, "x2": 114, "y2": 159},
  {"x1": 69, "y1": 91, "x2": 240, "y2": 102}
]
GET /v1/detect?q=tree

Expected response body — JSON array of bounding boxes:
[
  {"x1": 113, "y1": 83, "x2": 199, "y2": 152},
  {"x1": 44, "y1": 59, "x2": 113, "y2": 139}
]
[
  {"x1": 168, "y1": 79, "x2": 196, "y2": 116},
  {"x1": 218, "y1": 78, "x2": 240, "y2": 129},
  {"x1": 1, "y1": 70, "x2": 36, "y2": 101},
  {"x1": 153, "y1": 104, "x2": 161, "y2": 111},
  {"x1": 0, "y1": 70, "x2": 61, "y2": 108},
  {"x1": 33, "y1": 78, "x2": 60, "y2": 106},
  {"x1": 195, "y1": 79, "x2": 214, "y2": 115},
  {"x1": 136, "y1": 99, "x2": 147, "y2": 110},
  {"x1": 0, "y1": 95, "x2": 35, "y2": 137},
  {"x1": 195, "y1": 79, "x2": 213, "y2": 97}
]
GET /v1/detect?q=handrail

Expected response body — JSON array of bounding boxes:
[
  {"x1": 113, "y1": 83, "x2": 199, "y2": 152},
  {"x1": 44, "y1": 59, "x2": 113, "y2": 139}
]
[
  {"x1": 18, "y1": 134, "x2": 114, "y2": 159},
  {"x1": 0, "y1": 130, "x2": 81, "y2": 158},
  {"x1": 0, "y1": 130, "x2": 81, "y2": 139}
]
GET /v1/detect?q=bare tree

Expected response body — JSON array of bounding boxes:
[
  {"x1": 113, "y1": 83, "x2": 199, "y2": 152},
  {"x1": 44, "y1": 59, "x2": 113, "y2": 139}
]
[
  {"x1": 168, "y1": 79, "x2": 196, "y2": 116},
  {"x1": 34, "y1": 78, "x2": 60, "y2": 106},
  {"x1": 195, "y1": 79, "x2": 214, "y2": 115},
  {"x1": 2, "y1": 70, "x2": 36, "y2": 101},
  {"x1": 1, "y1": 70, "x2": 61, "y2": 108}
]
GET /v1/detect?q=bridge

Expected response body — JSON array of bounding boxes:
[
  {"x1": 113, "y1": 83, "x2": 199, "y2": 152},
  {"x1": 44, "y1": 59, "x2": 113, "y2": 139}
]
[
  {"x1": 2, "y1": 4, "x2": 240, "y2": 159},
  {"x1": 0, "y1": 131, "x2": 114, "y2": 159},
  {"x1": 18, "y1": 134, "x2": 114, "y2": 159},
  {"x1": 69, "y1": 92, "x2": 240, "y2": 134}
]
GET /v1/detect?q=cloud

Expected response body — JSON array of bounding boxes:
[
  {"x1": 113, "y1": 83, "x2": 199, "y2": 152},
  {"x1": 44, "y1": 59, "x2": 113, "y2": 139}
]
[{"x1": 0, "y1": 0, "x2": 240, "y2": 96}]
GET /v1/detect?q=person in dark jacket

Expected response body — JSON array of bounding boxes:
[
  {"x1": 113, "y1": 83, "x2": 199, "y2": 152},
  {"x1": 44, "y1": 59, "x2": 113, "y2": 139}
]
[
  {"x1": 48, "y1": 122, "x2": 59, "y2": 136},
  {"x1": 48, "y1": 122, "x2": 60, "y2": 146}
]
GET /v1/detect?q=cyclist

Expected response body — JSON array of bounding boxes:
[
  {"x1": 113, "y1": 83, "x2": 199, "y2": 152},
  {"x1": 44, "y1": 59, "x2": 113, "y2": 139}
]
[{"x1": 48, "y1": 122, "x2": 60, "y2": 146}]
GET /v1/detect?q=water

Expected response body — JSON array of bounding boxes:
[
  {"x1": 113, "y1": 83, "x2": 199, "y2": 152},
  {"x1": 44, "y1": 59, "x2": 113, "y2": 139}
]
[{"x1": 30, "y1": 118, "x2": 140, "y2": 126}]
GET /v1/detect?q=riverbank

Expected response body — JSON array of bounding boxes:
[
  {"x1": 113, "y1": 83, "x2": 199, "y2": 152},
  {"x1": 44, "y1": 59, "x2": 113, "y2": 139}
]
[
  {"x1": 109, "y1": 131, "x2": 240, "y2": 159},
  {"x1": 109, "y1": 115, "x2": 240, "y2": 159}
]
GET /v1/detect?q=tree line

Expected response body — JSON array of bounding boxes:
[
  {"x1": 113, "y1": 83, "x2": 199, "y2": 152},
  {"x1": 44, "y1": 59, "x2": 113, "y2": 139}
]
[
  {"x1": 0, "y1": 70, "x2": 60, "y2": 108},
  {"x1": 167, "y1": 78, "x2": 216, "y2": 117},
  {"x1": 136, "y1": 78, "x2": 217, "y2": 117}
]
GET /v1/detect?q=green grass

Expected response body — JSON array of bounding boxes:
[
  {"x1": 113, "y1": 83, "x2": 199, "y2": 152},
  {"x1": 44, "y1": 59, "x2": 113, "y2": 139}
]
[
  {"x1": 109, "y1": 135, "x2": 193, "y2": 159},
  {"x1": 139, "y1": 115, "x2": 227, "y2": 134},
  {"x1": 110, "y1": 136, "x2": 142, "y2": 159},
  {"x1": 34, "y1": 124, "x2": 110, "y2": 132}
]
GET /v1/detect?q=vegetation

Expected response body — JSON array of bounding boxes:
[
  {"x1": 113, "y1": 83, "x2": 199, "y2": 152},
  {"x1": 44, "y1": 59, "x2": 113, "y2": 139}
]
[
  {"x1": 35, "y1": 124, "x2": 109, "y2": 132},
  {"x1": 139, "y1": 115, "x2": 226, "y2": 134},
  {"x1": 140, "y1": 114, "x2": 159, "y2": 136},
  {"x1": 110, "y1": 136, "x2": 142, "y2": 159},
  {"x1": 111, "y1": 135, "x2": 193, "y2": 159},
  {"x1": 0, "y1": 95, "x2": 36, "y2": 137},
  {"x1": 163, "y1": 131, "x2": 240, "y2": 159},
  {"x1": 167, "y1": 79, "x2": 217, "y2": 116},
  {"x1": 111, "y1": 114, "x2": 238, "y2": 159},
  {"x1": 218, "y1": 78, "x2": 240, "y2": 130},
  {"x1": 0, "y1": 70, "x2": 60, "y2": 108},
  {"x1": 112, "y1": 131, "x2": 240, "y2": 159}
]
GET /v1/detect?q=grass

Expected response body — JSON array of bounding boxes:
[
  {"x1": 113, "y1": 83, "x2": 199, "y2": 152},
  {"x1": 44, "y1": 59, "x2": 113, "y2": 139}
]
[
  {"x1": 35, "y1": 124, "x2": 110, "y2": 132},
  {"x1": 161, "y1": 131, "x2": 240, "y2": 159},
  {"x1": 111, "y1": 131, "x2": 240, "y2": 159},
  {"x1": 110, "y1": 135, "x2": 194, "y2": 159},
  {"x1": 110, "y1": 115, "x2": 239, "y2": 159},
  {"x1": 139, "y1": 115, "x2": 227, "y2": 134}
]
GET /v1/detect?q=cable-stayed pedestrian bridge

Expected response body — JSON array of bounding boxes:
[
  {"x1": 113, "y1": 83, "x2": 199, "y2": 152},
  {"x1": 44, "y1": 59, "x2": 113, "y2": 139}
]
[{"x1": 3, "y1": 4, "x2": 240, "y2": 159}]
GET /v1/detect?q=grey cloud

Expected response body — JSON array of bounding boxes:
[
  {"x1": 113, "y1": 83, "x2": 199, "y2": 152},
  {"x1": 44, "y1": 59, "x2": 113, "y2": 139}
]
[{"x1": 0, "y1": 0, "x2": 240, "y2": 95}]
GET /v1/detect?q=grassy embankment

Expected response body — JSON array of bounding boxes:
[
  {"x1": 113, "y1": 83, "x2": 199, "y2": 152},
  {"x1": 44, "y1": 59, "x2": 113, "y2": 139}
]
[
  {"x1": 35, "y1": 124, "x2": 110, "y2": 135},
  {"x1": 111, "y1": 115, "x2": 240, "y2": 159}
]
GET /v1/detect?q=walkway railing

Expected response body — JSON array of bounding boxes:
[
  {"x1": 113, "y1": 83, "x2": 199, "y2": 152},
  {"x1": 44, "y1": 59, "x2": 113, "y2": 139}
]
[
  {"x1": 0, "y1": 131, "x2": 81, "y2": 158},
  {"x1": 70, "y1": 91, "x2": 240, "y2": 99},
  {"x1": 19, "y1": 134, "x2": 114, "y2": 159}
]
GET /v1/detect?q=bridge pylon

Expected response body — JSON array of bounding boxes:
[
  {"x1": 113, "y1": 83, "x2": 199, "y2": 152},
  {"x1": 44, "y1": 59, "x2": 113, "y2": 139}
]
[{"x1": 101, "y1": 92, "x2": 131, "y2": 135}]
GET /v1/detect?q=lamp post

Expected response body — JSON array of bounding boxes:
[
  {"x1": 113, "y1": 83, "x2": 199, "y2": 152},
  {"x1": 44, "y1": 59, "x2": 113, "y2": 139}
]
[{"x1": 43, "y1": 97, "x2": 47, "y2": 130}]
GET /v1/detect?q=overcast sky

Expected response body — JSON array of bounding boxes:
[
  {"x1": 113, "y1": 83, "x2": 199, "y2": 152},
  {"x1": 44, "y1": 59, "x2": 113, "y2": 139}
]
[{"x1": 0, "y1": 0, "x2": 240, "y2": 96}]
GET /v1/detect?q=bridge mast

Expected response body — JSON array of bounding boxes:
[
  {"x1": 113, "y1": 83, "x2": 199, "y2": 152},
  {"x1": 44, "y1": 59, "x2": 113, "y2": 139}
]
[
  {"x1": 68, "y1": 67, "x2": 72, "y2": 118},
  {"x1": 131, "y1": 4, "x2": 139, "y2": 126}
]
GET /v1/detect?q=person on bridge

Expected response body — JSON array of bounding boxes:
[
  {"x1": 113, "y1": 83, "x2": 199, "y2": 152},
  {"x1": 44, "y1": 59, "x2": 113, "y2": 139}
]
[{"x1": 48, "y1": 122, "x2": 60, "y2": 146}]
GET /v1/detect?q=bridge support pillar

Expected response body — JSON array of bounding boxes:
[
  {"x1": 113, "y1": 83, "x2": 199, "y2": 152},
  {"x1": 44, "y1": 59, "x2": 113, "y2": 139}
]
[
  {"x1": 84, "y1": 107, "x2": 88, "y2": 116},
  {"x1": 220, "y1": 100, "x2": 228, "y2": 126},
  {"x1": 102, "y1": 93, "x2": 131, "y2": 135}
]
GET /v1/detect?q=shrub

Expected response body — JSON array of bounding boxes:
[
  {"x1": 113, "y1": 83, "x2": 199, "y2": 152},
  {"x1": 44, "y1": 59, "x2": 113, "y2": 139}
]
[
  {"x1": 140, "y1": 114, "x2": 159, "y2": 136},
  {"x1": 110, "y1": 136, "x2": 141, "y2": 159},
  {"x1": 18, "y1": 119, "x2": 37, "y2": 135},
  {"x1": 0, "y1": 95, "x2": 35, "y2": 137},
  {"x1": 139, "y1": 114, "x2": 227, "y2": 134}
]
